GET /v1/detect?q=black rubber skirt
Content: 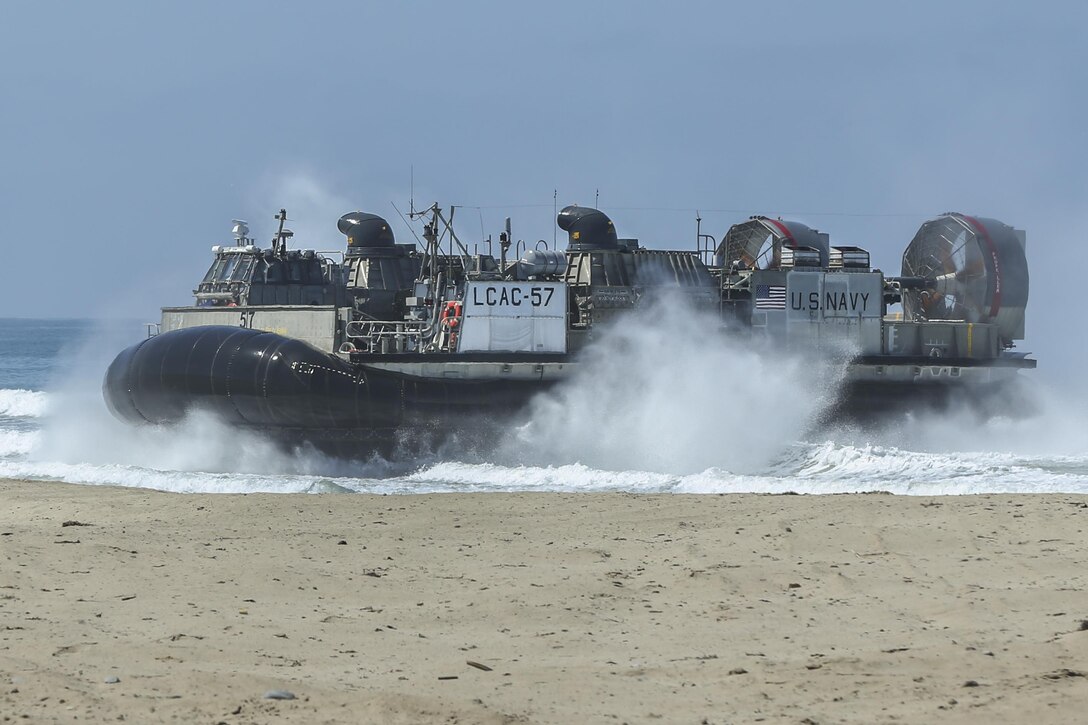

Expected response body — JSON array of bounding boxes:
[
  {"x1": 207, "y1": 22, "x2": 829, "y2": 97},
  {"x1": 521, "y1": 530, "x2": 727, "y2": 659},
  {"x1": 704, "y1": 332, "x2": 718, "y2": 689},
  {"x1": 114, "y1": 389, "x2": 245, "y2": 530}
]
[{"x1": 103, "y1": 326, "x2": 399, "y2": 431}]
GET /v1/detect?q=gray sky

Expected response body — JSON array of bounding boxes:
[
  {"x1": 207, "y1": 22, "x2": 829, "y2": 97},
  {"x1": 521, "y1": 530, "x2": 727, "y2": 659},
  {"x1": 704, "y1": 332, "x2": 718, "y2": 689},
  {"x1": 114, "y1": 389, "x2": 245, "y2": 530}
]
[{"x1": 2, "y1": 0, "x2": 1085, "y2": 376}]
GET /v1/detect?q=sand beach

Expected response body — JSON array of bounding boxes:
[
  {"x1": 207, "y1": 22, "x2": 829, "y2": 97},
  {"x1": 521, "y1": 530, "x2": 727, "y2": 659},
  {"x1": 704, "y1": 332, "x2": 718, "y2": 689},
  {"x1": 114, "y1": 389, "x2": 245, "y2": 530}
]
[{"x1": 2, "y1": 479, "x2": 1086, "y2": 723}]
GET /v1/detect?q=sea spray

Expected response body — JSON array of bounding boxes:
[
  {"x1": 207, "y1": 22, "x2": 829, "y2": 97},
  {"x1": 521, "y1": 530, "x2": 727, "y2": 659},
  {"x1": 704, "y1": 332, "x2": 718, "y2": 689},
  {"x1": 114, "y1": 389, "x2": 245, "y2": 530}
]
[
  {"x1": 10, "y1": 317, "x2": 1088, "y2": 495},
  {"x1": 29, "y1": 319, "x2": 369, "y2": 482},
  {"x1": 495, "y1": 294, "x2": 848, "y2": 475},
  {"x1": 826, "y1": 378, "x2": 1088, "y2": 461}
]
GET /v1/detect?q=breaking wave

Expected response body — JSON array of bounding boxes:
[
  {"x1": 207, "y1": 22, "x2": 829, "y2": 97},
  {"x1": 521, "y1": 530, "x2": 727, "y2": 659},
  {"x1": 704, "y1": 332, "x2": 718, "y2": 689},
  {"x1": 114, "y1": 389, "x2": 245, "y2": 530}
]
[{"x1": 0, "y1": 389, "x2": 50, "y2": 418}]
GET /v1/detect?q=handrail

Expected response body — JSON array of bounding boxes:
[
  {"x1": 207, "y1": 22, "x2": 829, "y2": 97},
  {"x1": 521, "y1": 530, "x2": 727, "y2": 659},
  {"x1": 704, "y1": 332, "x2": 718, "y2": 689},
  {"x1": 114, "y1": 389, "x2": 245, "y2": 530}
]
[{"x1": 344, "y1": 319, "x2": 430, "y2": 354}]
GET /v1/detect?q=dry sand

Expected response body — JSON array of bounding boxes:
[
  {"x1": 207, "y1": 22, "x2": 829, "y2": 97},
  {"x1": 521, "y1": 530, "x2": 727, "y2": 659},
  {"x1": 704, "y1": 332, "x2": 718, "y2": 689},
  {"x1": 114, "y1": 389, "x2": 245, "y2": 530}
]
[{"x1": 1, "y1": 479, "x2": 1086, "y2": 724}]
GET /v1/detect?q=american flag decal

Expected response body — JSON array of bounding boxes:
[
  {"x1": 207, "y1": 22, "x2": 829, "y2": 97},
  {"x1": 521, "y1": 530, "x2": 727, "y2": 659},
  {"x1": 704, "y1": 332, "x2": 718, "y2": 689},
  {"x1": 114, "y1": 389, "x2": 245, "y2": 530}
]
[{"x1": 754, "y1": 284, "x2": 786, "y2": 310}]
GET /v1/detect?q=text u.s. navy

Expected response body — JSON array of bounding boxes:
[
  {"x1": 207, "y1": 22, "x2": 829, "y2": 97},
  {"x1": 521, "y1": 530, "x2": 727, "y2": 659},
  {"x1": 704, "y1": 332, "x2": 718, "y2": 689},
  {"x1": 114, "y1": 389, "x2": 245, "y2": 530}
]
[{"x1": 791, "y1": 290, "x2": 871, "y2": 312}]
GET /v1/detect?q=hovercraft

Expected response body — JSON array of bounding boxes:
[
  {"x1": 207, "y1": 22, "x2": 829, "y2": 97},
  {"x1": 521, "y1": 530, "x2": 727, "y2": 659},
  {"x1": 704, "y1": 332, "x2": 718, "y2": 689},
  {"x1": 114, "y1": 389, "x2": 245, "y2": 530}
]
[{"x1": 104, "y1": 203, "x2": 1034, "y2": 454}]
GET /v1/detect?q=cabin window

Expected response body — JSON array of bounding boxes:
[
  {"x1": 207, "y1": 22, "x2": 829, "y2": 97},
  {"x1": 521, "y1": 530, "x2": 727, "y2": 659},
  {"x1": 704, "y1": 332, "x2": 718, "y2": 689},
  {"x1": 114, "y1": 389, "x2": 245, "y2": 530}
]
[
  {"x1": 202, "y1": 258, "x2": 227, "y2": 285},
  {"x1": 218, "y1": 255, "x2": 239, "y2": 282},
  {"x1": 230, "y1": 256, "x2": 255, "y2": 283}
]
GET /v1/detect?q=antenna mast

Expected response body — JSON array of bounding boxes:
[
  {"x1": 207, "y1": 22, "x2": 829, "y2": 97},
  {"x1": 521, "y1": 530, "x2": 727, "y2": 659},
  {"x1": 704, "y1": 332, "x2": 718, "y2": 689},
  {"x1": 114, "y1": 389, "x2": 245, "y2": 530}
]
[
  {"x1": 274, "y1": 208, "x2": 289, "y2": 256},
  {"x1": 553, "y1": 189, "x2": 557, "y2": 248}
]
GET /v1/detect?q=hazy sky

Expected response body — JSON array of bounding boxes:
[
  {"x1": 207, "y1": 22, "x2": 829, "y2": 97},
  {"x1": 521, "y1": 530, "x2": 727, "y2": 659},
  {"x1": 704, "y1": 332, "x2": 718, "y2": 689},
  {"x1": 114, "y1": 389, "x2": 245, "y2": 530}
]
[{"x1": 2, "y1": 1, "x2": 1085, "y2": 375}]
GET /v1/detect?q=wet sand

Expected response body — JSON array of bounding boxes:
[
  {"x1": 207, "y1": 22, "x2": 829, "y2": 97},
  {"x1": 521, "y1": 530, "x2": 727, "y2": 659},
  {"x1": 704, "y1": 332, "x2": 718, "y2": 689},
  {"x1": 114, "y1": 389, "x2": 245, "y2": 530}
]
[{"x1": 1, "y1": 479, "x2": 1086, "y2": 723}]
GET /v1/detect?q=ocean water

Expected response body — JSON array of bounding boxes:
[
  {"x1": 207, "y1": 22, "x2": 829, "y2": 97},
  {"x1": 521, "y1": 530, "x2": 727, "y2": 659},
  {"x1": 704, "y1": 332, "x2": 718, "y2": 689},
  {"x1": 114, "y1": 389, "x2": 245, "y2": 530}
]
[{"x1": 2, "y1": 317, "x2": 1087, "y2": 495}]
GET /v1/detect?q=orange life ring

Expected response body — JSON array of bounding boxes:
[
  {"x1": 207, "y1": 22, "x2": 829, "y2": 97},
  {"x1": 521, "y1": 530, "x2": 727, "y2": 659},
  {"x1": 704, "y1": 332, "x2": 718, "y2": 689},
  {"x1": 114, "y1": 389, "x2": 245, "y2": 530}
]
[{"x1": 442, "y1": 301, "x2": 463, "y2": 350}]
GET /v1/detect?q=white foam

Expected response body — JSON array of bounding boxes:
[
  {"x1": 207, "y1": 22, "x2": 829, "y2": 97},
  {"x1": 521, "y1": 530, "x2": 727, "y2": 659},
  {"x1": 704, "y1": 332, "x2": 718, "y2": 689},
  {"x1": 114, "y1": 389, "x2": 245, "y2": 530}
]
[
  {"x1": 0, "y1": 389, "x2": 50, "y2": 418},
  {"x1": 399, "y1": 461, "x2": 679, "y2": 493},
  {"x1": 11, "y1": 307, "x2": 1088, "y2": 496},
  {"x1": 5, "y1": 439, "x2": 1088, "y2": 496},
  {"x1": 0, "y1": 458, "x2": 367, "y2": 494},
  {"x1": 674, "y1": 441, "x2": 1088, "y2": 496},
  {"x1": 0, "y1": 429, "x2": 40, "y2": 458}
]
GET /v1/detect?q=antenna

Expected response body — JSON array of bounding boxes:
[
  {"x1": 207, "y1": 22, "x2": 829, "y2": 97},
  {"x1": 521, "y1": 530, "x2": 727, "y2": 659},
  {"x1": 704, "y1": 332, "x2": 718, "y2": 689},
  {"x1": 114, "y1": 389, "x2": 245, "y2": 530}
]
[
  {"x1": 410, "y1": 164, "x2": 414, "y2": 216},
  {"x1": 595, "y1": 188, "x2": 599, "y2": 209},
  {"x1": 274, "y1": 208, "x2": 290, "y2": 256},
  {"x1": 390, "y1": 201, "x2": 423, "y2": 246},
  {"x1": 449, "y1": 205, "x2": 455, "y2": 258},
  {"x1": 553, "y1": 189, "x2": 557, "y2": 248}
]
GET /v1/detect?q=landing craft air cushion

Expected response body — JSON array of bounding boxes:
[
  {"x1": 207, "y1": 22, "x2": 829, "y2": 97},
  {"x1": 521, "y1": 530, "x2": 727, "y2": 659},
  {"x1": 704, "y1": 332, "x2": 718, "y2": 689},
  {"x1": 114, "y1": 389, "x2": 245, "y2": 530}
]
[{"x1": 104, "y1": 203, "x2": 1034, "y2": 454}]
